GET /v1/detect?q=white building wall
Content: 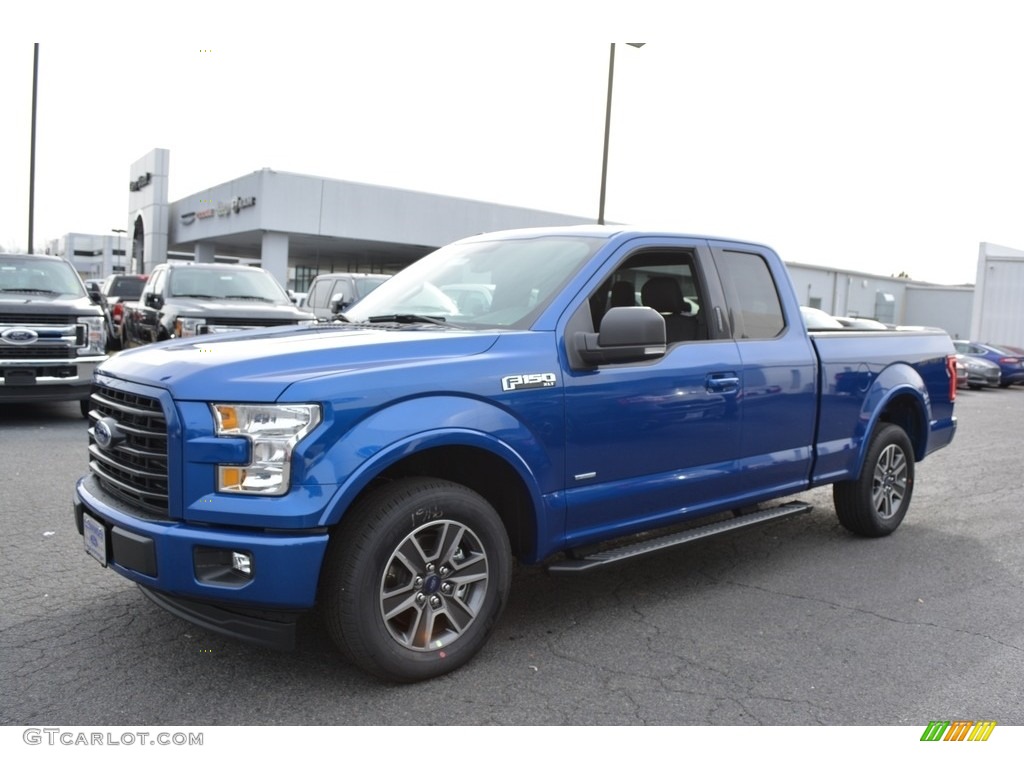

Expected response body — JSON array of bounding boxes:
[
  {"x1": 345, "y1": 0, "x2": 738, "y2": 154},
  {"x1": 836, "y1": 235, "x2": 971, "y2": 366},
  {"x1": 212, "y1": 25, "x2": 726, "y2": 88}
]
[
  {"x1": 971, "y1": 243, "x2": 1024, "y2": 346},
  {"x1": 127, "y1": 149, "x2": 170, "y2": 273},
  {"x1": 784, "y1": 263, "x2": 908, "y2": 321},
  {"x1": 784, "y1": 262, "x2": 972, "y2": 334},
  {"x1": 904, "y1": 285, "x2": 973, "y2": 339},
  {"x1": 51, "y1": 233, "x2": 129, "y2": 280}
]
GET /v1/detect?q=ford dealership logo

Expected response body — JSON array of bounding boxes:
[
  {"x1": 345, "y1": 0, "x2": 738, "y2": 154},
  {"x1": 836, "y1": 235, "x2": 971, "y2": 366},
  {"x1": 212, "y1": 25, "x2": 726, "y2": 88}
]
[
  {"x1": 94, "y1": 418, "x2": 125, "y2": 450},
  {"x1": 1, "y1": 328, "x2": 38, "y2": 345}
]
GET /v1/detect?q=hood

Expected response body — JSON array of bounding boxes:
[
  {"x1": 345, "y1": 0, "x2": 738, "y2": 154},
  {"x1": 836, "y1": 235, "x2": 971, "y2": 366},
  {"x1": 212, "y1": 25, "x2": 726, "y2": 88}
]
[
  {"x1": 1, "y1": 294, "x2": 101, "y2": 314},
  {"x1": 101, "y1": 323, "x2": 500, "y2": 401},
  {"x1": 170, "y1": 297, "x2": 312, "y2": 319}
]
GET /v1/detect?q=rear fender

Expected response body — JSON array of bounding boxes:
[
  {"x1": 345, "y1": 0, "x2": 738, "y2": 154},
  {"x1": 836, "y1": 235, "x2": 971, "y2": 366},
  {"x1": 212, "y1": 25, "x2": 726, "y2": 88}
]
[{"x1": 849, "y1": 362, "x2": 930, "y2": 475}]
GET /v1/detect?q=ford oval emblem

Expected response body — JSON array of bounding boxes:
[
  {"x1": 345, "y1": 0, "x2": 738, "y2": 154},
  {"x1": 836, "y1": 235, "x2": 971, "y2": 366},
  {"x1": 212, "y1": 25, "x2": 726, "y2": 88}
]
[
  {"x1": 94, "y1": 417, "x2": 125, "y2": 450},
  {"x1": 1, "y1": 328, "x2": 38, "y2": 345}
]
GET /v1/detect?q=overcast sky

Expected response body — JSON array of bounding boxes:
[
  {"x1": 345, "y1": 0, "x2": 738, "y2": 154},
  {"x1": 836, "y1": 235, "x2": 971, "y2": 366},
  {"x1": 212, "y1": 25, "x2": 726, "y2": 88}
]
[{"x1": 3, "y1": 1, "x2": 1022, "y2": 286}]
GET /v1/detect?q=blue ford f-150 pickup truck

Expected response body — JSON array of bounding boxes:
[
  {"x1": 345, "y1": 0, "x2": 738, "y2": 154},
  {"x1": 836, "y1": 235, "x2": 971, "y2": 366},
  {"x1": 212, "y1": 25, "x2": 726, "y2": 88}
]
[{"x1": 74, "y1": 226, "x2": 957, "y2": 681}]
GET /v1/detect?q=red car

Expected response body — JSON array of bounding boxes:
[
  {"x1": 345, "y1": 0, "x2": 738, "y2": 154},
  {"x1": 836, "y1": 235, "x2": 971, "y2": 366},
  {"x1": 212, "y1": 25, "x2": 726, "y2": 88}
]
[{"x1": 100, "y1": 274, "x2": 148, "y2": 350}]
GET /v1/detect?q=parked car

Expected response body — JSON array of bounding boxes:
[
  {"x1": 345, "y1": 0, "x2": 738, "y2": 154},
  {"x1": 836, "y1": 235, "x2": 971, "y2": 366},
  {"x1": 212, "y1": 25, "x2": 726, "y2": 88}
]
[
  {"x1": 121, "y1": 262, "x2": 315, "y2": 347},
  {"x1": 955, "y1": 353, "x2": 1000, "y2": 389},
  {"x1": 952, "y1": 341, "x2": 1024, "y2": 387},
  {"x1": 101, "y1": 274, "x2": 148, "y2": 350},
  {"x1": 305, "y1": 272, "x2": 390, "y2": 321},
  {"x1": 1, "y1": 252, "x2": 107, "y2": 415},
  {"x1": 994, "y1": 343, "x2": 1024, "y2": 357}
]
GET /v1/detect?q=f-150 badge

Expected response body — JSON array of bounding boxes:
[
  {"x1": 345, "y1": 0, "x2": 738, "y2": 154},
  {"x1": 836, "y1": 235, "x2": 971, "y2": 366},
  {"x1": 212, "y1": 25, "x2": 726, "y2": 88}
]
[{"x1": 501, "y1": 372, "x2": 557, "y2": 392}]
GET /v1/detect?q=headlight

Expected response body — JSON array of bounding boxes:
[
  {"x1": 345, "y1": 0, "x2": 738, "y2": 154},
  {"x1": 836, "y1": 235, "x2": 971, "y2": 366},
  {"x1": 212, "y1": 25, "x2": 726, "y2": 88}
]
[
  {"x1": 176, "y1": 317, "x2": 207, "y2": 337},
  {"x1": 212, "y1": 403, "x2": 321, "y2": 495},
  {"x1": 77, "y1": 315, "x2": 106, "y2": 355}
]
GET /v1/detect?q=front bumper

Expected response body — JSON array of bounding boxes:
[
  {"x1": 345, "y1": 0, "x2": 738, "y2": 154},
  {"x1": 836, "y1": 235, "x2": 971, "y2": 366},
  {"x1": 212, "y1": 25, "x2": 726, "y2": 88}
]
[
  {"x1": 0, "y1": 356, "x2": 104, "y2": 403},
  {"x1": 73, "y1": 473, "x2": 330, "y2": 646},
  {"x1": 138, "y1": 585, "x2": 300, "y2": 650},
  {"x1": 966, "y1": 371, "x2": 1001, "y2": 388}
]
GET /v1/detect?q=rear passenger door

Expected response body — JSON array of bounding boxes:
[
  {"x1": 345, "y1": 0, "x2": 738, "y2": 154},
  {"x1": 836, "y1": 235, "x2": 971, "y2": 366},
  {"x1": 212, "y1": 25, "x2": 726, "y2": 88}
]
[{"x1": 708, "y1": 242, "x2": 817, "y2": 497}]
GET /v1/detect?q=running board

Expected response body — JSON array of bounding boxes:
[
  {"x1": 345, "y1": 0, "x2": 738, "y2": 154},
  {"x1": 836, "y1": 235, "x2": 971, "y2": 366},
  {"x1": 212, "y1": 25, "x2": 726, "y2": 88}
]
[{"x1": 547, "y1": 501, "x2": 813, "y2": 572}]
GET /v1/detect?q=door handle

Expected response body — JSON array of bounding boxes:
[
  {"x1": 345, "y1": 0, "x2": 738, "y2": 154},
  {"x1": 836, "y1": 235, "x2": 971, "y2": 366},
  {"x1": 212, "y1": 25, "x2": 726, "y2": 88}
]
[{"x1": 706, "y1": 373, "x2": 740, "y2": 393}]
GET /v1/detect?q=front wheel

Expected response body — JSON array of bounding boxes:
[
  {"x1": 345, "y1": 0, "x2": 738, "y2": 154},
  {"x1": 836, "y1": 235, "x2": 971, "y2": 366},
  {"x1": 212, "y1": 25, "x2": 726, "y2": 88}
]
[
  {"x1": 833, "y1": 423, "x2": 915, "y2": 537},
  {"x1": 320, "y1": 478, "x2": 512, "y2": 682}
]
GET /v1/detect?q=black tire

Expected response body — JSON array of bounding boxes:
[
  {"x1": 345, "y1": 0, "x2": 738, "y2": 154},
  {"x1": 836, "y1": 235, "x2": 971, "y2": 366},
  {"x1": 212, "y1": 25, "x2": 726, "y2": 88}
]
[
  {"x1": 320, "y1": 477, "x2": 512, "y2": 682},
  {"x1": 833, "y1": 423, "x2": 915, "y2": 537}
]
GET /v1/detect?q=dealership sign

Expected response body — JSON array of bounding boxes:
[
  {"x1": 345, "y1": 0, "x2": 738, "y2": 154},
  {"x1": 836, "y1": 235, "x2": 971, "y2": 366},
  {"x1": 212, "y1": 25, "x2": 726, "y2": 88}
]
[
  {"x1": 180, "y1": 196, "x2": 255, "y2": 226},
  {"x1": 129, "y1": 172, "x2": 152, "y2": 192}
]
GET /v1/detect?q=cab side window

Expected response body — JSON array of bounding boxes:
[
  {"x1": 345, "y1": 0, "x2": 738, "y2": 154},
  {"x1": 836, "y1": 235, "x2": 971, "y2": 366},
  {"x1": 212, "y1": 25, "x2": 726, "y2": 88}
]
[
  {"x1": 307, "y1": 278, "x2": 334, "y2": 310},
  {"x1": 588, "y1": 249, "x2": 708, "y2": 344}
]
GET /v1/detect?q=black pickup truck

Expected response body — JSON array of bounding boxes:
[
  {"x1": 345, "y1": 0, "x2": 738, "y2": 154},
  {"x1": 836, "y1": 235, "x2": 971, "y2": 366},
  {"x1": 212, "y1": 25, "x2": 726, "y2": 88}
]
[
  {"x1": 122, "y1": 262, "x2": 314, "y2": 347},
  {"x1": 1, "y1": 252, "x2": 108, "y2": 416}
]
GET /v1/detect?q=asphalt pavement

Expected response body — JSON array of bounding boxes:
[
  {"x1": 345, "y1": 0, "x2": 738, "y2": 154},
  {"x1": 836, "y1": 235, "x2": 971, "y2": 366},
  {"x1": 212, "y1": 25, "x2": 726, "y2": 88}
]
[{"x1": 1, "y1": 389, "x2": 1022, "y2": 726}]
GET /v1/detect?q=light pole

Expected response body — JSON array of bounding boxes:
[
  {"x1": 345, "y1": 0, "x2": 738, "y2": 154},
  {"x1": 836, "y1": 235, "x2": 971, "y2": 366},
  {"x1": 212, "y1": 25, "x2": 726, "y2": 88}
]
[
  {"x1": 597, "y1": 43, "x2": 644, "y2": 225},
  {"x1": 111, "y1": 228, "x2": 126, "y2": 274}
]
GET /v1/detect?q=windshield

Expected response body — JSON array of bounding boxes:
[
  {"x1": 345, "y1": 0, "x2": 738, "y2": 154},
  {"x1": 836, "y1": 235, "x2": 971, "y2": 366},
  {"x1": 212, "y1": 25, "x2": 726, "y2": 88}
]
[
  {"x1": 168, "y1": 268, "x2": 290, "y2": 303},
  {"x1": 344, "y1": 234, "x2": 602, "y2": 328},
  {"x1": 107, "y1": 276, "x2": 147, "y2": 300},
  {"x1": 355, "y1": 276, "x2": 388, "y2": 298},
  {"x1": 0, "y1": 256, "x2": 86, "y2": 297}
]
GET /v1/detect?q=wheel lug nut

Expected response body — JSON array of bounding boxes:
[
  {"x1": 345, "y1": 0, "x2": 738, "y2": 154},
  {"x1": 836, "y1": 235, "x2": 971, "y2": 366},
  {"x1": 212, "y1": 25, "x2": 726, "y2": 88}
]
[
  {"x1": 415, "y1": 593, "x2": 426, "y2": 605},
  {"x1": 441, "y1": 582, "x2": 453, "y2": 594},
  {"x1": 429, "y1": 595, "x2": 442, "y2": 609},
  {"x1": 413, "y1": 577, "x2": 423, "y2": 588},
  {"x1": 425, "y1": 563, "x2": 435, "y2": 573},
  {"x1": 439, "y1": 566, "x2": 450, "y2": 577}
]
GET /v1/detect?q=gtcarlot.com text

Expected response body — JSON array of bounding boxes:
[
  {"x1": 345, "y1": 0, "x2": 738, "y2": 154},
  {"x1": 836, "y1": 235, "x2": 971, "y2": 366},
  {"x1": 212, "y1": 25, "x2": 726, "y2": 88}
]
[{"x1": 23, "y1": 729, "x2": 203, "y2": 746}]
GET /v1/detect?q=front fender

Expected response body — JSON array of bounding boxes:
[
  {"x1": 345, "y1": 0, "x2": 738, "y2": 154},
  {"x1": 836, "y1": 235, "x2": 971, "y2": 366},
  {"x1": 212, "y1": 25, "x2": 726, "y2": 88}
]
[{"x1": 310, "y1": 395, "x2": 554, "y2": 531}]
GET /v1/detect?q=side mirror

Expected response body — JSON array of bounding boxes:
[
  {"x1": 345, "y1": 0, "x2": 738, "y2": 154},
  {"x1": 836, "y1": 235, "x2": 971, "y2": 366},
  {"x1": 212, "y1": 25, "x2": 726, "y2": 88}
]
[
  {"x1": 329, "y1": 291, "x2": 347, "y2": 314},
  {"x1": 573, "y1": 306, "x2": 667, "y2": 366},
  {"x1": 145, "y1": 293, "x2": 164, "y2": 310}
]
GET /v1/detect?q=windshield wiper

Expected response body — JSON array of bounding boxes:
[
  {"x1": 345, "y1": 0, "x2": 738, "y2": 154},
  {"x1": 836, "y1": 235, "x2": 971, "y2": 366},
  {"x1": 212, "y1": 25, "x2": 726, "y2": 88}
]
[
  {"x1": 368, "y1": 314, "x2": 447, "y2": 326},
  {"x1": 1, "y1": 288, "x2": 60, "y2": 294},
  {"x1": 174, "y1": 293, "x2": 219, "y2": 299}
]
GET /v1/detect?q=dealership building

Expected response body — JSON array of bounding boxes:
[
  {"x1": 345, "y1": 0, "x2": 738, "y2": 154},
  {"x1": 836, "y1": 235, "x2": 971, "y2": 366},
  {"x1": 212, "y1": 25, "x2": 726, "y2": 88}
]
[
  {"x1": 51, "y1": 147, "x2": 1019, "y2": 345},
  {"x1": 73, "y1": 148, "x2": 592, "y2": 293}
]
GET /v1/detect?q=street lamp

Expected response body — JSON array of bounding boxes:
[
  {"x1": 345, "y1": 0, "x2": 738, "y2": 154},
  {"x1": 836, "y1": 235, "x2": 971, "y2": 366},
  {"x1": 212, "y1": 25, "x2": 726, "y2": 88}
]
[
  {"x1": 111, "y1": 228, "x2": 126, "y2": 274},
  {"x1": 597, "y1": 43, "x2": 644, "y2": 225}
]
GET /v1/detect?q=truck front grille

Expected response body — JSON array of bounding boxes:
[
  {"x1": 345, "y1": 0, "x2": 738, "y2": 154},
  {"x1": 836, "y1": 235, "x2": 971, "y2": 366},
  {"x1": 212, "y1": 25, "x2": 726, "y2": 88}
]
[
  {"x1": 0, "y1": 344, "x2": 77, "y2": 360},
  {"x1": 0, "y1": 312, "x2": 75, "y2": 325},
  {"x1": 88, "y1": 384, "x2": 169, "y2": 517}
]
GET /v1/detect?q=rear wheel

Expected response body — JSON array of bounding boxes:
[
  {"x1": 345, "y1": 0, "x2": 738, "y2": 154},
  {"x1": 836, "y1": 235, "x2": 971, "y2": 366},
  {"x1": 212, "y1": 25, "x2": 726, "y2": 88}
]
[
  {"x1": 833, "y1": 423, "x2": 914, "y2": 537},
  {"x1": 321, "y1": 478, "x2": 512, "y2": 682}
]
